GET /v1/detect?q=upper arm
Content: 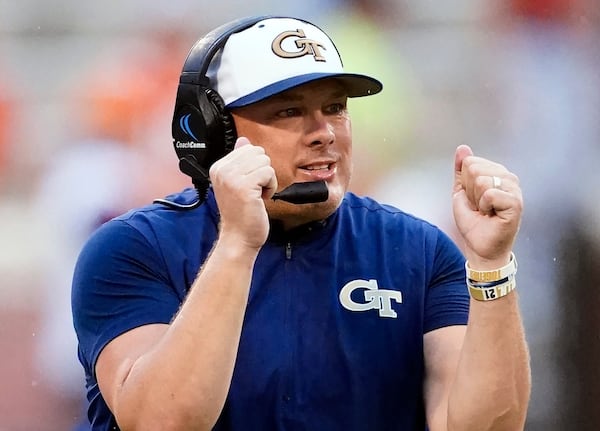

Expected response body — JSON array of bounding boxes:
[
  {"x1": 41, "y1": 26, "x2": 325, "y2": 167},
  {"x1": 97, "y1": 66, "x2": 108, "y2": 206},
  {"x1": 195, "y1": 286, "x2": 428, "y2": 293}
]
[
  {"x1": 423, "y1": 325, "x2": 466, "y2": 431},
  {"x1": 72, "y1": 219, "x2": 181, "y2": 374},
  {"x1": 96, "y1": 323, "x2": 169, "y2": 420},
  {"x1": 72, "y1": 219, "x2": 183, "y2": 423}
]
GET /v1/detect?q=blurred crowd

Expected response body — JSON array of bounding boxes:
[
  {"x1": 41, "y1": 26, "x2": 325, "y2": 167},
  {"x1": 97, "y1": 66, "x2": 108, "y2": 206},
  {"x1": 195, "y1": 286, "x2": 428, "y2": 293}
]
[{"x1": 1, "y1": 0, "x2": 599, "y2": 430}]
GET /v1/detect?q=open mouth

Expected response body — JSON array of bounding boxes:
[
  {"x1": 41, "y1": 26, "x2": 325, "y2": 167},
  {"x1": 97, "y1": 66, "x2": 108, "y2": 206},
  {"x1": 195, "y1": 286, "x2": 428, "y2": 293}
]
[
  {"x1": 298, "y1": 162, "x2": 336, "y2": 181},
  {"x1": 301, "y1": 163, "x2": 332, "y2": 171}
]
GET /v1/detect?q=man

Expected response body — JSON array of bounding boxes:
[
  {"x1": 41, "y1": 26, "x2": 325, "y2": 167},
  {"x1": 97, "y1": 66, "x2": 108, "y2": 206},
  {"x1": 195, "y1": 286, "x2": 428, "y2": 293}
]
[{"x1": 72, "y1": 16, "x2": 530, "y2": 431}]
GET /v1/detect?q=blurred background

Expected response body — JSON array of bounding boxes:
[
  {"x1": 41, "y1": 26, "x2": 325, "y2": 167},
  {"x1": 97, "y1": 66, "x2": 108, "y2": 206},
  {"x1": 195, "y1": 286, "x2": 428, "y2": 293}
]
[{"x1": 0, "y1": 0, "x2": 599, "y2": 429}]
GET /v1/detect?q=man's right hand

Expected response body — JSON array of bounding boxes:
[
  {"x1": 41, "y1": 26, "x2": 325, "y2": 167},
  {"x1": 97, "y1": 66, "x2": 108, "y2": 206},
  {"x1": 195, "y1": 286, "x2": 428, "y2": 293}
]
[{"x1": 209, "y1": 137, "x2": 277, "y2": 250}]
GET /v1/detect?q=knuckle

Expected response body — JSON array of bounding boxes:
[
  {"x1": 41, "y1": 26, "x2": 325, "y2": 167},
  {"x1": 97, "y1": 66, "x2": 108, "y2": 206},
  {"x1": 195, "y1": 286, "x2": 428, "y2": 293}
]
[
  {"x1": 513, "y1": 196, "x2": 524, "y2": 212},
  {"x1": 208, "y1": 160, "x2": 223, "y2": 182},
  {"x1": 209, "y1": 162, "x2": 221, "y2": 180},
  {"x1": 258, "y1": 153, "x2": 271, "y2": 166},
  {"x1": 474, "y1": 175, "x2": 488, "y2": 189},
  {"x1": 250, "y1": 145, "x2": 265, "y2": 156}
]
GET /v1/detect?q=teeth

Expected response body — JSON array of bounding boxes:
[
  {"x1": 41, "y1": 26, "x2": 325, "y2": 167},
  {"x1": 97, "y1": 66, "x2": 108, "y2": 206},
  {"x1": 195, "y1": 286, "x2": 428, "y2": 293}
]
[{"x1": 305, "y1": 164, "x2": 329, "y2": 170}]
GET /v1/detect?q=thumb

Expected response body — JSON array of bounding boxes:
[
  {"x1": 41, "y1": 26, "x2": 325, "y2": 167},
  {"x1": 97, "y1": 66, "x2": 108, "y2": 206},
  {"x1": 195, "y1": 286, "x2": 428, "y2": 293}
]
[
  {"x1": 234, "y1": 136, "x2": 252, "y2": 150},
  {"x1": 453, "y1": 144, "x2": 473, "y2": 194}
]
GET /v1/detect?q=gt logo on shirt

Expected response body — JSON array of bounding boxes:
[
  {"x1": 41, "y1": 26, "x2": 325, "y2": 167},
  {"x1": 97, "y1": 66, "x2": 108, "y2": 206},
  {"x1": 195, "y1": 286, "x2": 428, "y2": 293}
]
[{"x1": 339, "y1": 279, "x2": 403, "y2": 318}]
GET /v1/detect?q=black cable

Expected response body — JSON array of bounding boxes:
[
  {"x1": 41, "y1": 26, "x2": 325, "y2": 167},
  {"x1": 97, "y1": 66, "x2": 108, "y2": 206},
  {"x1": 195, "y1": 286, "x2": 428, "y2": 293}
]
[{"x1": 153, "y1": 179, "x2": 209, "y2": 211}]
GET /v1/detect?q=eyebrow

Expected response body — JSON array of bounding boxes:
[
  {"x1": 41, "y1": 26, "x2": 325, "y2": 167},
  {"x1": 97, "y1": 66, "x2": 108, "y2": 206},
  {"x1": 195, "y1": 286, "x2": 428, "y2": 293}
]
[{"x1": 269, "y1": 88, "x2": 347, "y2": 103}]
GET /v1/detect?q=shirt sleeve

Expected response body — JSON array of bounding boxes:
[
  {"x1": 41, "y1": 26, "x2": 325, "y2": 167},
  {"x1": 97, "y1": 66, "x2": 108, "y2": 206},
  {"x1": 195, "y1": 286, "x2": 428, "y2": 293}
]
[
  {"x1": 71, "y1": 218, "x2": 181, "y2": 378},
  {"x1": 423, "y1": 229, "x2": 470, "y2": 333}
]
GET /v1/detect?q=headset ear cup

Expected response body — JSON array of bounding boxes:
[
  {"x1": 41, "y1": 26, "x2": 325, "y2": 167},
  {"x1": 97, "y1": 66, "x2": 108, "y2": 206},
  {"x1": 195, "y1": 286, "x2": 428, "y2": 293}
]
[
  {"x1": 222, "y1": 110, "x2": 237, "y2": 154},
  {"x1": 172, "y1": 83, "x2": 211, "y2": 169},
  {"x1": 204, "y1": 87, "x2": 237, "y2": 156},
  {"x1": 172, "y1": 84, "x2": 237, "y2": 179},
  {"x1": 194, "y1": 86, "x2": 229, "y2": 168}
]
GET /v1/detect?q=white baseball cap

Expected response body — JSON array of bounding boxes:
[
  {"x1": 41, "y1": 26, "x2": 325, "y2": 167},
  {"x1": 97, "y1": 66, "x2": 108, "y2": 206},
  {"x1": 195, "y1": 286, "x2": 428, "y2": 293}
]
[{"x1": 206, "y1": 17, "x2": 383, "y2": 108}]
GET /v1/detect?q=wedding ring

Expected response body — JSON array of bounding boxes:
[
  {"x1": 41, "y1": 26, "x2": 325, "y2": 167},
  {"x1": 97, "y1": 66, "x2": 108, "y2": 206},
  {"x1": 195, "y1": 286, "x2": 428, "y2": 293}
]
[{"x1": 492, "y1": 176, "x2": 502, "y2": 189}]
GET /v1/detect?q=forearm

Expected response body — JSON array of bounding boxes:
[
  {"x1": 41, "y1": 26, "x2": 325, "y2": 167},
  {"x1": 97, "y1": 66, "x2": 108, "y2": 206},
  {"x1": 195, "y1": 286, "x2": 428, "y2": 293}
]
[
  {"x1": 114, "y1": 236, "x2": 259, "y2": 430},
  {"x1": 447, "y1": 291, "x2": 531, "y2": 431}
]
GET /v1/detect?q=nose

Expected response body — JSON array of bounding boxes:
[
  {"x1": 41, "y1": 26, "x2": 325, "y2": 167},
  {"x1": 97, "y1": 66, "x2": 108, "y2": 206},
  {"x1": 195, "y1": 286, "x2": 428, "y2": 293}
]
[{"x1": 305, "y1": 111, "x2": 335, "y2": 147}]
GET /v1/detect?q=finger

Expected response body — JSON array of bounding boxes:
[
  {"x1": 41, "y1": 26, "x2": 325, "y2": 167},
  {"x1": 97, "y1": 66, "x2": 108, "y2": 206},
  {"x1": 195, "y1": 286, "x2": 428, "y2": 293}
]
[
  {"x1": 477, "y1": 187, "x2": 523, "y2": 215},
  {"x1": 243, "y1": 165, "x2": 277, "y2": 199},
  {"x1": 211, "y1": 145, "x2": 269, "y2": 180},
  {"x1": 234, "y1": 136, "x2": 251, "y2": 149},
  {"x1": 223, "y1": 141, "x2": 263, "y2": 164},
  {"x1": 462, "y1": 159, "x2": 511, "y2": 208},
  {"x1": 453, "y1": 144, "x2": 473, "y2": 195},
  {"x1": 469, "y1": 174, "x2": 500, "y2": 212},
  {"x1": 491, "y1": 175, "x2": 502, "y2": 191},
  {"x1": 235, "y1": 152, "x2": 271, "y2": 177},
  {"x1": 211, "y1": 139, "x2": 255, "y2": 171},
  {"x1": 473, "y1": 171, "x2": 520, "y2": 208},
  {"x1": 475, "y1": 171, "x2": 521, "y2": 212}
]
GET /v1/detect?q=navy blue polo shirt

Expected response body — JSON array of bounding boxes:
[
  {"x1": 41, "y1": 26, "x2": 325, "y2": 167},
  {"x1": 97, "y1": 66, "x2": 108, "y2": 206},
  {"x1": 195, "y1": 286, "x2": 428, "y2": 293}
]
[{"x1": 72, "y1": 188, "x2": 469, "y2": 431}]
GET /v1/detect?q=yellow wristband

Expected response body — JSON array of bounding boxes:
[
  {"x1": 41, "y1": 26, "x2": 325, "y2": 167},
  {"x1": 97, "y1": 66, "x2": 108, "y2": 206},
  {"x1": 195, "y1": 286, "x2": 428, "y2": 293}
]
[
  {"x1": 466, "y1": 252, "x2": 517, "y2": 282},
  {"x1": 468, "y1": 278, "x2": 516, "y2": 301}
]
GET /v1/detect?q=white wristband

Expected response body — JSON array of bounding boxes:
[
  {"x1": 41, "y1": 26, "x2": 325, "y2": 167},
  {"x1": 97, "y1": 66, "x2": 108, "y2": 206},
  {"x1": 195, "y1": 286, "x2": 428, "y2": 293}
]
[{"x1": 465, "y1": 252, "x2": 517, "y2": 283}]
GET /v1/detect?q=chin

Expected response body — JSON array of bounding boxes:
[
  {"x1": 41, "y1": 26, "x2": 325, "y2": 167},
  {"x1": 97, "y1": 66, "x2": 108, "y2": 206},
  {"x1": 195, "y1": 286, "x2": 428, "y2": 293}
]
[{"x1": 266, "y1": 192, "x2": 344, "y2": 228}]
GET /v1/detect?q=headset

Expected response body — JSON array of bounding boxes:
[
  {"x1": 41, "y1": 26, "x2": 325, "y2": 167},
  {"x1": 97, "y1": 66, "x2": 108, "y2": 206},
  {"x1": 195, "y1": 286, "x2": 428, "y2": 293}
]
[
  {"x1": 156, "y1": 15, "x2": 329, "y2": 210},
  {"x1": 158, "y1": 15, "x2": 278, "y2": 210}
]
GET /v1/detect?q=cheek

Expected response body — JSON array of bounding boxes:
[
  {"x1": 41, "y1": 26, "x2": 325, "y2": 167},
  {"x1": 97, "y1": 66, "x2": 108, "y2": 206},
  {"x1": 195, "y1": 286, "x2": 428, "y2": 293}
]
[
  {"x1": 338, "y1": 129, "x2": 353, "y2": 175},
  {"x1": 266, "y1": 146, "x2": 296, "y2": 186},
  {"x1": 234, "y1": 123, "x2": 293, "y2": 174},
  {"x1": 337, "y1": 120, "x2": 352, "y2": 153}
]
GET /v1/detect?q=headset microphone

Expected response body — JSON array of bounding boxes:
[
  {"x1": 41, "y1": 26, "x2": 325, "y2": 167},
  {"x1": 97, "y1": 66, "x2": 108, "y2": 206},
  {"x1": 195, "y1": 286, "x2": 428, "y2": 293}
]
[{"x1": 272, "y1": 181, "x2": 329, "y2": 204}]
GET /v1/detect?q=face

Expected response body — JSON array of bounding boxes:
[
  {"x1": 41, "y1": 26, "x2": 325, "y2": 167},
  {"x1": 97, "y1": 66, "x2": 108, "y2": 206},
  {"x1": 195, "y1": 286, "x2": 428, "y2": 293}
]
[{"x1": 231, "y1": 79, "x2": 353, "y2": 229}]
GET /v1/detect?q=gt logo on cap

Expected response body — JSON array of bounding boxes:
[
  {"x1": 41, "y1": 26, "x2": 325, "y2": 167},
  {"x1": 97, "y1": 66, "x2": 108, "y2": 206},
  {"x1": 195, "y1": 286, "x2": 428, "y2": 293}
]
[{"x1": 271, "y1": 29, "x2": 327, "y2": 62}]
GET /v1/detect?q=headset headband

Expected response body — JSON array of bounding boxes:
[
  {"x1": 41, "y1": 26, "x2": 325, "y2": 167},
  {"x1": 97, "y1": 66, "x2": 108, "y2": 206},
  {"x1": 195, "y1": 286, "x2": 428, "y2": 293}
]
[{"x1": 179, "y1": 15, "x2": 279, "y2": 86}]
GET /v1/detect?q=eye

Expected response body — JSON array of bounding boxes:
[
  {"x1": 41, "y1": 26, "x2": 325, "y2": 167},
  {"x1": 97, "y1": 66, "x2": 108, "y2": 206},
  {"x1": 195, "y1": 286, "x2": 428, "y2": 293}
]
[
  {"x1": 276, "y1": 107, "x2": 302, "y2": 118},
  {"x1": 326, "y1": 101, "x2": 347, "y2": 114}
]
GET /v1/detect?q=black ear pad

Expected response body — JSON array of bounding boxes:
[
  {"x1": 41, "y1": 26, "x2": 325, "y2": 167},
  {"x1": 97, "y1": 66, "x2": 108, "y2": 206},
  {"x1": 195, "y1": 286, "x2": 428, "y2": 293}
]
[
  {"x1": 172, "y1": 84, "x2": 237, "y2": 177},
  {"x1": 204, "y1": 87, "x2": 237, "y2": 161}
]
